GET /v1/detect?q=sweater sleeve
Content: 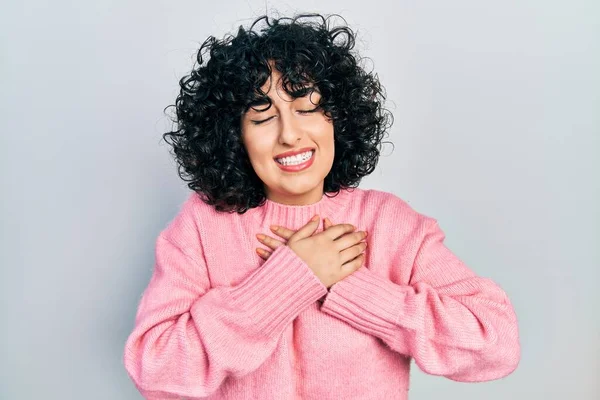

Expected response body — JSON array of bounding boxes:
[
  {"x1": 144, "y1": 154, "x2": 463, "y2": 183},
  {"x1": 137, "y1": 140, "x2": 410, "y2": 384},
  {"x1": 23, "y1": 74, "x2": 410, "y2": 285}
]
[
  {"x1": 319, "y1": 218, "x2": 520, "y2": 382},
  {"x1": 123, "y1": 235, "x2": 327, "y2": 399}
]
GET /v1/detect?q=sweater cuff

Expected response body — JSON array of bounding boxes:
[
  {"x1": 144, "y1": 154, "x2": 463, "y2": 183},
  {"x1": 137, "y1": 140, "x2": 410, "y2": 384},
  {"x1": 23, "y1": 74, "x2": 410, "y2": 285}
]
[
  {"x1": 320, "y1": 266, "x2": 414, "y2": 345},
  {"x1": 226, "y1": 245, "x2": 328, "y2": 337}
]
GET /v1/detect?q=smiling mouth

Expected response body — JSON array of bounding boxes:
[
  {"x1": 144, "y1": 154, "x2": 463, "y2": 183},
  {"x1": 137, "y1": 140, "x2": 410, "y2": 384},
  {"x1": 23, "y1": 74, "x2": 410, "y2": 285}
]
[
  {"x1": 274, "y1": 149, "x2": 315, "y2": 165},
  {"x1": 273, "y1": 150, "x2": 316, "y2": 172}
]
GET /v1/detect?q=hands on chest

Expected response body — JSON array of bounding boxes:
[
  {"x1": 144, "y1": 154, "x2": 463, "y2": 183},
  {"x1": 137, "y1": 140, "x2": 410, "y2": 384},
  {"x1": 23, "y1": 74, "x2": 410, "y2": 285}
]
[{"x1": 255, "y1": 215, "x2": 368, "y2": 289}]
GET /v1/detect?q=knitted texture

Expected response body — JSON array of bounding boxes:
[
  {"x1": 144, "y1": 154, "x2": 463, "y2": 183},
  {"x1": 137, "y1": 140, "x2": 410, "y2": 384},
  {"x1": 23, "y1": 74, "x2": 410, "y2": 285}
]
[{"x1": 123, "y1": 187, "x2": 520, "y2": 399}]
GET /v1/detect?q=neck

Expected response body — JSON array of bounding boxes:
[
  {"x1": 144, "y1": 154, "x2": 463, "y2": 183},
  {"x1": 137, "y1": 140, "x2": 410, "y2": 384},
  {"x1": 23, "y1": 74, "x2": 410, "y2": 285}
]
[
  {"x1": 264, "y1": 183, "x2": 325, "y2": 206},
  {"x1": 248, "y1": 186, "x2": 357, "y2": 230}
]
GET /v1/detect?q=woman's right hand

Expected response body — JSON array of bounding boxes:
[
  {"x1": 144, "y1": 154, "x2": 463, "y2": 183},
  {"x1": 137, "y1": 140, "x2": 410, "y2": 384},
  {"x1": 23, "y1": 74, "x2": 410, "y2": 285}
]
[{"x1": 286, "y1": 215, "x2": 367, "y2": 288}]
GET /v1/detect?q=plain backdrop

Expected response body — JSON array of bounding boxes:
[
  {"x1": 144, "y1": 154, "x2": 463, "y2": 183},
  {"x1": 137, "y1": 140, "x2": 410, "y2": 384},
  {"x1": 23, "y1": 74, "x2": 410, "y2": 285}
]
[{"x1": 1, "y1": 1, "x2": 598, "y2": 399}]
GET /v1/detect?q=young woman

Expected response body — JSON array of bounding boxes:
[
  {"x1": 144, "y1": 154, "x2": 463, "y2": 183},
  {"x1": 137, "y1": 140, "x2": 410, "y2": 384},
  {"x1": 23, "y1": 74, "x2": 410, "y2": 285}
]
[{"x1": 123, "y1": 12, "x2": 520, "y2": 399}]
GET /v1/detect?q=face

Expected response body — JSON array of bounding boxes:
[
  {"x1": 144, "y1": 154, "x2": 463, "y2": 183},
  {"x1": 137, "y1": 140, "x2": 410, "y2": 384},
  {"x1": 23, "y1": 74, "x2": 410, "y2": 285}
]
[{"x1": 240, "y1": 67, "x2": 335, "y2": 205}]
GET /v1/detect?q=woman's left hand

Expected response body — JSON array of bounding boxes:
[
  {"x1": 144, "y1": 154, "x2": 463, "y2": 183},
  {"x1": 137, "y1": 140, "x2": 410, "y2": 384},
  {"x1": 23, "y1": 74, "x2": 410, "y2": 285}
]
[{"x1": 256, "y1": 217, "x2": 334, "y2": 260}]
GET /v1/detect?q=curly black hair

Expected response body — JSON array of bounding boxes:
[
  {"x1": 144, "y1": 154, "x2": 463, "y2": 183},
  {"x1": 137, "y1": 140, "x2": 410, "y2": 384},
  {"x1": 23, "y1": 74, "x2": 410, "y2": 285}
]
[{"x1": 162, "y1": 12, "x2": 394, "y2": 213}]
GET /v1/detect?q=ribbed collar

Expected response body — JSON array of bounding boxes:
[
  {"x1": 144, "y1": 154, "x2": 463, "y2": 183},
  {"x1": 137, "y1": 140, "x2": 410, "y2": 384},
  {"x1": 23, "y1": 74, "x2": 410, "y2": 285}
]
[{"x1": 247, "y1": 187, "x2": 358, "y2": 230}]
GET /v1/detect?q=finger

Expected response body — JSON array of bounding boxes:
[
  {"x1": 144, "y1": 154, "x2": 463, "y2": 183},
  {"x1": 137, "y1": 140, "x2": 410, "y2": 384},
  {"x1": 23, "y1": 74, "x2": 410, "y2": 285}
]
[
  {"x1": 341, "y1": 253, "x2": 365, "y2": 274},
  {"x1": 256, "y1": 234, "x2": 285, "y2": 251},
  {"x1": 334, "y1": 231, "x2": 367, "y2": 251},
  {"x1": 323, "y1": 217, "x2": 332, "y2": 230},
  {"x1": 339, "y1": 242, "x2": 367, "y2": 264},
  {"x1": 255, "y1": 247, "x2": 272, "y2": 260},
  {"x1": 289, "y1": 215, "x2": 320, "y2": 241},
  {"x1": 321, "y1": 223, "x2": 356, "y2": 241},
  {"x1": 269, "y1": 225, "x2": 295, "y2": 240}
]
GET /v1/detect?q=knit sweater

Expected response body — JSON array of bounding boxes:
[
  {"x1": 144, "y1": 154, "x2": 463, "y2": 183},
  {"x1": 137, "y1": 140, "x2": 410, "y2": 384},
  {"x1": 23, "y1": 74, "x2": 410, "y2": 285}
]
[{"x1": 123, "y1": 187, "x2": 520, "y2": 399}]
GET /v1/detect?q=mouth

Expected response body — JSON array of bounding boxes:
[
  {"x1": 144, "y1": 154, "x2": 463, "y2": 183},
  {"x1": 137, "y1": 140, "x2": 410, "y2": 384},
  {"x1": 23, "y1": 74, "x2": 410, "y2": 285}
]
[
  {"x1": 274, "y1": 149, "x2": 315, "y2": 164},
  {"x1": 274, "y1": 149, "x2": 316, "y2": 172}
]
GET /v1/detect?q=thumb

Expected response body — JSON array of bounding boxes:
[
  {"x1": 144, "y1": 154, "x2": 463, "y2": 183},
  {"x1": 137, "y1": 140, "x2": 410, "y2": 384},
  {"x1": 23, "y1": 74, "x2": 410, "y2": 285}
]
[{"x1": 290, "y1": 214, "x2": 320, "y2": 241}]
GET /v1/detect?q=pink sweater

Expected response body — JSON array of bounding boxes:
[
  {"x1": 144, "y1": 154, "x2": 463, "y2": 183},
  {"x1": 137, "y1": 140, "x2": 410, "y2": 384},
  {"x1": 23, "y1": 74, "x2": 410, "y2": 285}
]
[{"x1": 123, "y1": 187, "x2": 520, "y2": 399}]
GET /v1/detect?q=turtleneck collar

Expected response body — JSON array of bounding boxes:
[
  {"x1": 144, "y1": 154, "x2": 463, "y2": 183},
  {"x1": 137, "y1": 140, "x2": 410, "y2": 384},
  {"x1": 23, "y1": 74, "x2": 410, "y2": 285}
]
[{"x1": 247, "y1": 187, "x2": 358, "y2": 230}]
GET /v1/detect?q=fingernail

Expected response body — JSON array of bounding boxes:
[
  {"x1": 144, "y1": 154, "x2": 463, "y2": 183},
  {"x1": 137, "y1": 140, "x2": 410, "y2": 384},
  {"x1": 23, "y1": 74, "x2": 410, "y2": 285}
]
[
  {"x1": 256, "y1": 234, "x2": 266, "y2": 240},
  {"x1": 311, "y1": 214, "x2": 319, "y2": 222},
  {"x1": 270, "y1": 225, "x2": 279, "y2": 231}
]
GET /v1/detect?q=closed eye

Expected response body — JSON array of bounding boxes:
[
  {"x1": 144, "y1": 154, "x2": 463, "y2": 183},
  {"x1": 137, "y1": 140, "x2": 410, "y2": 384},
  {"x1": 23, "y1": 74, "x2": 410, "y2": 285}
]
[
  {"x1": 250, "y1": 116, "x2": 275, "y2": 125},
  {"x1": 250, "y1": 107, "x2": 321, "y2": 125},
  {"x1": 297, "y1": 107, "x2": 320, "y2": 115}
]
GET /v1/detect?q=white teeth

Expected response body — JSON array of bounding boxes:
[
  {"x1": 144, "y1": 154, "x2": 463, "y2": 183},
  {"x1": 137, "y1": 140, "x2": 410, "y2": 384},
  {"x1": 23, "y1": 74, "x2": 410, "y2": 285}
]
[{"x1": 276, "y1": 150, "x2": 313, "y2": 166}]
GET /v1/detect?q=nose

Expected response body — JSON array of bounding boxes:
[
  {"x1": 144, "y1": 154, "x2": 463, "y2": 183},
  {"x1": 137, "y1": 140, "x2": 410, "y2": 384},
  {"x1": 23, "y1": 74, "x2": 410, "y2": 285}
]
[{"x1": 277, "y1": 109, "x2": 303, "y2": 145}]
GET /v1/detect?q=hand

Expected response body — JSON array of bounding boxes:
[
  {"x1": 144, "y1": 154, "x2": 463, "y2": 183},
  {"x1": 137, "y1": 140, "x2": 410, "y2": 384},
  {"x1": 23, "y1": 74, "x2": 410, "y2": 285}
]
[
  {"x1": 255, "y1": 215, "x2": 368, "y2": 288},
  {"x1": 255, "y1": 216, "x2": 360, "y2": 257}
]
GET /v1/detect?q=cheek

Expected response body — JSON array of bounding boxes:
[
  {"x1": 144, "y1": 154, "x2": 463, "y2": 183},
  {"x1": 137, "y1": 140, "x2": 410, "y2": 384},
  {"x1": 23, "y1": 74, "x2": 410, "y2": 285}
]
[
  {"x1": 242, "y1": 135, "x2": 272, "y2": 162},
  {"x1": 317, "y1": 124, "x2": 335, "y2": 153}
]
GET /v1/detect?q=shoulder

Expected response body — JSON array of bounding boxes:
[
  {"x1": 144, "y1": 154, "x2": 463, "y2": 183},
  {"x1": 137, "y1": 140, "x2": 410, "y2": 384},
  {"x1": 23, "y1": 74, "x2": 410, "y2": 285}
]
[
  {"x1": 353, "y1": 188, "x2": 440, "y2": 243},
  {"x1": 358, "y1": 188, "x2": 434, "y2": 223},
  {"x1": 159, "y1": 191, "x2": 219, "y2": 256}
]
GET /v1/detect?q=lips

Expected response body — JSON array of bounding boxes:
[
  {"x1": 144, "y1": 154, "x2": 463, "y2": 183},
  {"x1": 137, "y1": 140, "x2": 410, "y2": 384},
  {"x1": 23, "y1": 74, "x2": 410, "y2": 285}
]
[
  {"x1": 275, "y1": 150, "x2": 315, "y2": 172},
  {"x1": 273, "y1": 147, "x2": 316, "y2": 160}
]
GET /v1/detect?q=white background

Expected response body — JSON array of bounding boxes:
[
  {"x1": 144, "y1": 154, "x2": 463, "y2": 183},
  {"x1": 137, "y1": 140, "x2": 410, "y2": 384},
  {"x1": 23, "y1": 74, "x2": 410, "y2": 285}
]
[{"x1": 1, "y1": 1, "x2": 598, "y2": 398}]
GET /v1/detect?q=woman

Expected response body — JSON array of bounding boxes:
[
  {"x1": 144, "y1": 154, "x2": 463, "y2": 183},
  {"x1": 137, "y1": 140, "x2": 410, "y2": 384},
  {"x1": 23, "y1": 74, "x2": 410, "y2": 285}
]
[{"x1": 123, "y1": 13, "x2": 520, "y2": 399}]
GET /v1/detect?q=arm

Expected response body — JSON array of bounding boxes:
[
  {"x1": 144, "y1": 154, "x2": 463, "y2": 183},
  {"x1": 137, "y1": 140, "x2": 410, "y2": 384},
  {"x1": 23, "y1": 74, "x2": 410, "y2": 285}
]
[
  {"x1": 319, "y1": 218, "x2": 520, "y2": 382},
  {"x1": 124, "y1": 235, "x2": 327, "y2": 399}
]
